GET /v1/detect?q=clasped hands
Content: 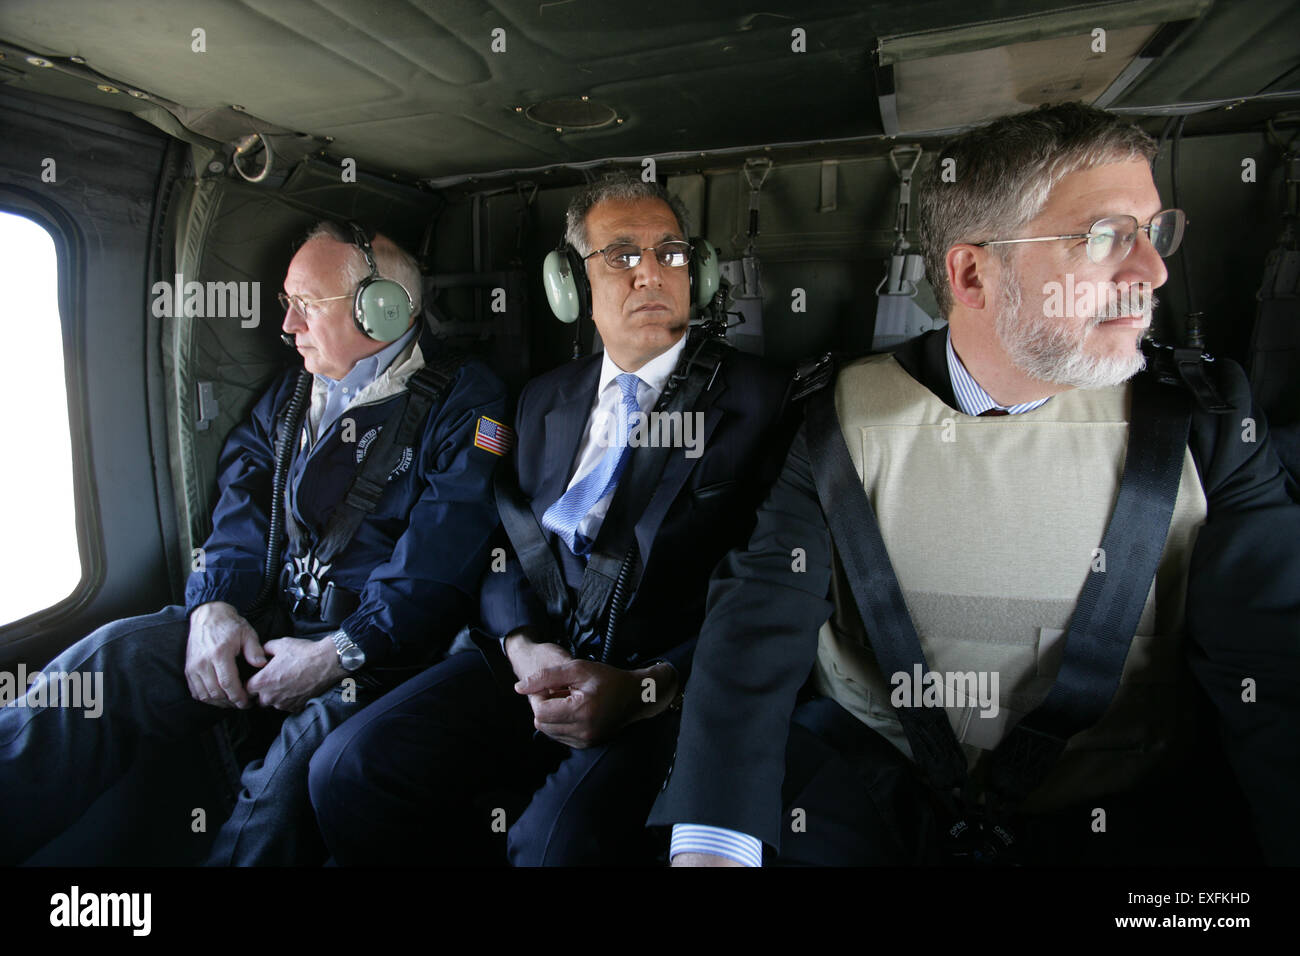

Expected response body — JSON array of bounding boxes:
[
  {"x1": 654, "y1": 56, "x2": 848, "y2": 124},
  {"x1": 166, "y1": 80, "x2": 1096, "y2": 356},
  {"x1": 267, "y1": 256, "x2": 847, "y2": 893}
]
[
  {"x1": 184, "y1": 601, "x2": 343, "y2": 713},
  {"x1": 503, "y1": 627, "x2": 678, "y2": 749}
]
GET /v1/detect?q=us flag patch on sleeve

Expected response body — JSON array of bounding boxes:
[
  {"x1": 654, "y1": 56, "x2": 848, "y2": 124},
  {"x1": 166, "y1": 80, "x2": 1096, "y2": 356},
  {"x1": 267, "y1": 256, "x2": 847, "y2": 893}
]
[{"x1": 474, "y1": 416, "x2": 515, "y2": 456}]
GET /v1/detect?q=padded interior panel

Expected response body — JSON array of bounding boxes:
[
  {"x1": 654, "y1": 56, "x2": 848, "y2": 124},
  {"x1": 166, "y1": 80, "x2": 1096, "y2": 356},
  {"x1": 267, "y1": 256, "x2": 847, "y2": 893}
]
[
  {"x1": 0, "y1": 87, "x2": 172, "y2": 666},
  {"x1": 3, "y1": 0, "x2": 1291, "y2": 182}
]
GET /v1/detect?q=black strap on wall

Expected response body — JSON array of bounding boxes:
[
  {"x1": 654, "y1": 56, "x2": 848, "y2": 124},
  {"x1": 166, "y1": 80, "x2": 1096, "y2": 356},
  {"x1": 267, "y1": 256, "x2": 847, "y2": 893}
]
[{"x1": 804, "y1": 368, "x2": 1193, "y2": 808}]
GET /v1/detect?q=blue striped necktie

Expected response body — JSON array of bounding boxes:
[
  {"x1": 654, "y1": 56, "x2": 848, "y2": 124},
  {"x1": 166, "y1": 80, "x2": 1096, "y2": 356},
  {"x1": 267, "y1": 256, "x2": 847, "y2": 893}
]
[{"x1": 542, "y1": 372, "x2": 642, "y2": 555}]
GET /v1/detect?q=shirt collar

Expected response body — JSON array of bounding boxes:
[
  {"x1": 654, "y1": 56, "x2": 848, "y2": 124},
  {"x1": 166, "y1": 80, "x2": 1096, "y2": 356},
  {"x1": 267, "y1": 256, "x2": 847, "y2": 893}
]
[
  {"x1": 945, "y1": 327, "x2": 1051, "y2": 416},
  {"x1": 597, "y1": 330, "x2": 688, "y2": 399},
  {"x1": 319, "y1": 321, "x2": 419, "y2": 395}
]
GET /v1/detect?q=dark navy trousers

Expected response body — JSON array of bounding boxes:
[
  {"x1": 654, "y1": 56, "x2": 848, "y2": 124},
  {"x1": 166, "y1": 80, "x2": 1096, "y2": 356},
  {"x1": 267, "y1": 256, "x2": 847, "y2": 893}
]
[
  {"x1": 0, "y1": 605, "x2": 393, "y2": 865},
  {"x1": 309, "y1": 649, "x2": 679, "y2": 866},
  {"x1": 771, "y1": 696, "x2": 1261, "y2": 866}
]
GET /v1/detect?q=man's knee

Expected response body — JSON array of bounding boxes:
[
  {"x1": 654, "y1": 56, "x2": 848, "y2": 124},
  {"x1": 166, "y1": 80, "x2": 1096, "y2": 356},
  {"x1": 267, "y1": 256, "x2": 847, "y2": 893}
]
[
  {"x1": 70, "y1": 606, "x2": 189, "y2": 674},
  {"x1": 509, "y1": 718, "x2": 677, "y2": 866}
]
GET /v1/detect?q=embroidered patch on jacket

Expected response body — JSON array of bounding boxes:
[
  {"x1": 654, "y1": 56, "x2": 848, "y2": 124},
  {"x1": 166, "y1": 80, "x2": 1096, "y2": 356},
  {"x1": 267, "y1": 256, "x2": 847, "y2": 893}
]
[
  {"x1": 474, "y1": 416, "x2": 514, "y2": 456},
  {"x1": 355, "y1": 425, "x2": 414, "y2": 478}
]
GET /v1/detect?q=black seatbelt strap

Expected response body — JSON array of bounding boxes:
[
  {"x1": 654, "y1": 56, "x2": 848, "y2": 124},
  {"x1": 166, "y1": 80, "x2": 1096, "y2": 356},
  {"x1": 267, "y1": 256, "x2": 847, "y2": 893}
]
[
  {"x1": 286, "y1": 354, "x2": 464, "y2": 568},
  {"x1": 495, "y1": 330, "x2": 728, "y2": 659},
  {"x1": 494, "y1": 465, "x2": 572, "y2": 624},
  {"x1": 804, "y1": 385, "x2": 969, "y2": 797},
  {"x1": 569, "y1": 332, "x2": 727, "y2": 661},
  {"x1": 805, "y1": 367, "x2": 1194, "y2": 808},
  {"x1": 985, "y1": 371, "x2": 1193, "y2": 805}
]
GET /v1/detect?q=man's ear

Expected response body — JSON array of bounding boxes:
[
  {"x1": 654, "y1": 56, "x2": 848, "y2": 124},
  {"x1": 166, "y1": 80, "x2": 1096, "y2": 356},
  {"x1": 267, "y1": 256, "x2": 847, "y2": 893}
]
[{"x1": 946, "y1": 244, "x2": 990, "y2": 312}]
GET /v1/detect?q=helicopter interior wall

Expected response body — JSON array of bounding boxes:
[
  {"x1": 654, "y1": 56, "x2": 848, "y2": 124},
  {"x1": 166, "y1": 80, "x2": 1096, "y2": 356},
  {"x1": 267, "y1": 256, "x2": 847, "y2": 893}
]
[
  {"x1": 1150, "y1": 130, "x2": 1287, "y2": 363},
  {"x1": 0, "y1": 91, "x2": 1293, "y2": 865},
  {"x1": 426, "y1": 134, "x2": 1293, "y2": 382},
  {"x1": 0, "y1": 87, "x2": 172, "y2": 668}
]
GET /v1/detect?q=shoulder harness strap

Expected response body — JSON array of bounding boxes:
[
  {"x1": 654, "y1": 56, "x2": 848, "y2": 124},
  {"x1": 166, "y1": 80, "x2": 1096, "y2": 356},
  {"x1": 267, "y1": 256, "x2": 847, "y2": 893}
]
[
  {"x1": 308, "y1": 354, "x2": 465, "y2": 566},
  {"x1": 804, "y1": 363, "x2": 1194, "y2": 813}
]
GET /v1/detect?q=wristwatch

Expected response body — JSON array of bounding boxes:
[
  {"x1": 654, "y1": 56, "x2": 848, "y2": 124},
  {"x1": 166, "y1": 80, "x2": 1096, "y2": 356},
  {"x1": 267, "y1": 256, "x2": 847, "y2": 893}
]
[{"x1": 332, "y1": 630, "x2": 366, "y2": 672}]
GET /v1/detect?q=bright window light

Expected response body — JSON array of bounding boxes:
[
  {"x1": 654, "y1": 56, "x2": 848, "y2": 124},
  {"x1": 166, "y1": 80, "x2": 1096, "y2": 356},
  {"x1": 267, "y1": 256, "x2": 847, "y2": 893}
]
[{"x1": 0, "y1": 210, "x2": 82, "y2": 626}]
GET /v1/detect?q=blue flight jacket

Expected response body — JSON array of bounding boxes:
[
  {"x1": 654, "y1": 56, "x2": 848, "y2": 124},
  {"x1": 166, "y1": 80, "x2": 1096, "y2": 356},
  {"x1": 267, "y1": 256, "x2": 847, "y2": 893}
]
[{"x1": 184, "y1": 325, "x2": 509, "y2": 666}]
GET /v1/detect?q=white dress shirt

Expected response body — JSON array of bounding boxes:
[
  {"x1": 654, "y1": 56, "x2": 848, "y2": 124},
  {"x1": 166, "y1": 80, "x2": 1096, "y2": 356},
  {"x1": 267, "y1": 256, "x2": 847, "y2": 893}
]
[{"x1": 556, "y1": 333, "x2": 687, "y2": 549}]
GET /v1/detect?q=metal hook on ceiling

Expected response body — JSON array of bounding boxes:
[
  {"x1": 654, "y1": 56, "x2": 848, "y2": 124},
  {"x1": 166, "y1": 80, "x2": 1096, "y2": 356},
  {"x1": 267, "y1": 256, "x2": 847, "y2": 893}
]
[{"x1": 231, "y1": 131, "x2": 273, "y2": 183}]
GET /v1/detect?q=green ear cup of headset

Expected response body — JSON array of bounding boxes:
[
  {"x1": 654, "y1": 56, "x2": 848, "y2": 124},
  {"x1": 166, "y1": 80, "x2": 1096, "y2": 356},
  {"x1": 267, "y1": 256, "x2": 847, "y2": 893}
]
[
  {"x1": 543, "y1": 248, "x2": 583, "y2": 324},
  {"x1": 355, "y1": 278, "x2": 412, "y2": 342}
]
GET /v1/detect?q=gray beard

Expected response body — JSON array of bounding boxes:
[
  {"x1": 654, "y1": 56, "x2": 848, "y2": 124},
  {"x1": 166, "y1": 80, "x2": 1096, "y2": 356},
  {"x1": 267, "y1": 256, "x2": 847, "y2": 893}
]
[{"x1": 995, "y1": 264, "x2": 1148, "y2": 390}]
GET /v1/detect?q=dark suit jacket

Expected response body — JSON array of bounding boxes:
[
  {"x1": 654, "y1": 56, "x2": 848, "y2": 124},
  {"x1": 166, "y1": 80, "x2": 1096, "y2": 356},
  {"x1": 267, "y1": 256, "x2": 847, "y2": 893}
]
[
  {"x1": 479, "y1": 341, "x2": 794, "y2": 677},
  {"x1": 649, "y1": 328, "x2": 1300, "y2": 862}
]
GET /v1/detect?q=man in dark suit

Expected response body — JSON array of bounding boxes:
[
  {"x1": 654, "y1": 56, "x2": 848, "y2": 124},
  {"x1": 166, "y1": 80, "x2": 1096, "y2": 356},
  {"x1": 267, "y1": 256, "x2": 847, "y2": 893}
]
[
  {"x1": 655, "y1": 103, "x2": 1300, "y2": 866},
  {"x1": 309, "y1": 175, "x2": 793, "y2": 865}
]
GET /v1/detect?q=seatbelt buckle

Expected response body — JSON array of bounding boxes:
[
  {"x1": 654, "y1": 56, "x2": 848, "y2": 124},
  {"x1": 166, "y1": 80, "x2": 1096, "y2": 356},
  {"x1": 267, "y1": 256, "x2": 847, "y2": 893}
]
[
  {"x1": 939, "y1": 789, "x2": 1019, "y2": 866},
  {"x1": 789, "y1": 352, "x2": 835, "y2": 402},
  {"x1": 945, "y1": 816, "x2": 1018, "y2": 866},
  {"x1": 282, "y1": 552, "x2": 332, "y2": 618}
]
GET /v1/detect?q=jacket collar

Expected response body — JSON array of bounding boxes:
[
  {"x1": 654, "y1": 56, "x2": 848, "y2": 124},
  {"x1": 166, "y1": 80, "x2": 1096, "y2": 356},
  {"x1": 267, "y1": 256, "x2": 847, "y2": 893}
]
[
  {"x1": 534, "y1": 338, "x2": 733, "y2": 567},
  {"x1": 891, "y1": 327, "x2": 959, "y2": 410},
  {"x1": 347, "y1": 319, "x2": 431, "y2": 408}
]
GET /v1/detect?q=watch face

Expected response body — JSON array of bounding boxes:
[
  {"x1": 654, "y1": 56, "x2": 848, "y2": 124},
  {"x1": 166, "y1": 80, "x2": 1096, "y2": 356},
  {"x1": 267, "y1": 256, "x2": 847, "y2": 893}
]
[{"x1": 341, "y1": 645, "x2": 366, "y2": 671}]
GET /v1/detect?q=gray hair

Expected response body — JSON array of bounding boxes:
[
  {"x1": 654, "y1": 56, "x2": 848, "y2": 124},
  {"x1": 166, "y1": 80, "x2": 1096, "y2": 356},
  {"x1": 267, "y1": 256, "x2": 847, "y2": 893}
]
[
  {"x1": 303, "y1": 221, "x2": 423, "y2": 314},
  {"x1": 562, "y1": 174, "x2": 691, "y2": 256},
  {"x1": 917, "y1": 102, "x2": 1158, "y2": 317}
]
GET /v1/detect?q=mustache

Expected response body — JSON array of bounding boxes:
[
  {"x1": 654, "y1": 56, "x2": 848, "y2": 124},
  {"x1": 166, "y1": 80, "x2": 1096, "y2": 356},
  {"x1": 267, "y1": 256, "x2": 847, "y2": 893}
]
[
  {"x1": 630, "y1": 293, "x2": 674, "y2": 310},
  {"x1": 1092, "y1": 292, "x2": 1160, "y2": 324}
]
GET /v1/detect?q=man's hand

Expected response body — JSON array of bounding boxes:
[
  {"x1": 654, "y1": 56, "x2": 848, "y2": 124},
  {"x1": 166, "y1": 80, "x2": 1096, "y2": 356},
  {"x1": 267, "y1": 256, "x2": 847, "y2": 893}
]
[
  {"x1": 516, "y1": 659, "x2": 644, "y2": 748},
  {"x1": 185, "y1": 601, "x2": 267, "y2": 709},
  {"x1": 510, "y1": 653, "x2": 677, "y2": 753},
  {"x1": 672, "y1": 853, "x2": 743, "y2": 867},
  {"x1": 246, "y1": 637, "x2": 344, "y2": 712},
  {"x1": 503, "y1": 628, "x2": 573, "y2": 683}
]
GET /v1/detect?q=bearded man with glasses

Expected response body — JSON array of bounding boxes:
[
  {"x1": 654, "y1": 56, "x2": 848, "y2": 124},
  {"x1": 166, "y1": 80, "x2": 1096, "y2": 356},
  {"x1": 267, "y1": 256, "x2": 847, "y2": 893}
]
[{"x1": 657, "y1": 102, "x2": 1300, "y2": 866}]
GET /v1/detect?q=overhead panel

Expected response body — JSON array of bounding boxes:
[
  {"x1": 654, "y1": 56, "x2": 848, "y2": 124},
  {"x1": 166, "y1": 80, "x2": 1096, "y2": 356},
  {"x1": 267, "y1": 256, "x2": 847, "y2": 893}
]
[{"x1": 875, "y1": 0, "x2": 1211, "y2": 135}]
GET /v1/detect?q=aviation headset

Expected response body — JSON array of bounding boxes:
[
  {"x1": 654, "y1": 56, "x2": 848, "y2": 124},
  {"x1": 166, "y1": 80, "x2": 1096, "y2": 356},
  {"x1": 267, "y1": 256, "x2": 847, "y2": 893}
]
[
  {"x1": 343, "y1": 220, "x2": 415, "y2": 343},
  {"x1": 541, "y1": 235, "x2": 720, "y2": 325}
]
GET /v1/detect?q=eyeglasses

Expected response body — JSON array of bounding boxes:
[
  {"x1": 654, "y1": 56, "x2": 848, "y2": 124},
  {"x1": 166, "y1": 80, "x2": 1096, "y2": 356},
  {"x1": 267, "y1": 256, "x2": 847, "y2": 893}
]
[
  {"x1": 278, "y1": 291, "x2": 352, "y2": 315},
  {"x1": 585, "y1": 240, "x2": 692, "y2": 270},
  {"x1": 974, "y1": 208, "x2": 1186, "y2": 267}
]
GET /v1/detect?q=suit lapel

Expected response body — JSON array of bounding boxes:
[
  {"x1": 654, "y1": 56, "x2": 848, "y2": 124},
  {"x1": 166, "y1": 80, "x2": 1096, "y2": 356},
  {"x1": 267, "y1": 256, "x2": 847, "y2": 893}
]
[{"x1": 533, "y1": 356, "x2": 601, "y2": 524}]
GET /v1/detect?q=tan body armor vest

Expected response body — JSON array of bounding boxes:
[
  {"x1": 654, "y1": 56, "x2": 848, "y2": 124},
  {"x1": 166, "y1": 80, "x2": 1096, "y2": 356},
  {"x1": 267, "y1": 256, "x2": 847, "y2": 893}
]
[{"x1": 813, "y1": 353, "x2": 1208, "y2": 809}]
